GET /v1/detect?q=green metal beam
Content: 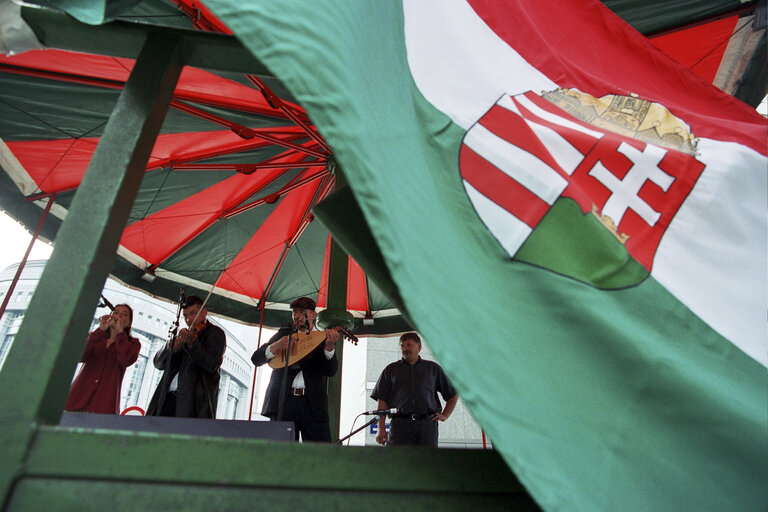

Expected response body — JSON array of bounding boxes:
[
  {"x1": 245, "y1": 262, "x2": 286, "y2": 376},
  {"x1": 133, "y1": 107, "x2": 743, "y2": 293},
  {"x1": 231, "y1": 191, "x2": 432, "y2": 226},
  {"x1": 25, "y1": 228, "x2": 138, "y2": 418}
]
[
  {"x1": 7, "y1": 426, "x2": 537, "y2": 511},
  {"x1": 20, "y1": 5, "x2": 274, "y2": 75},
  {"x1": 325, "y1": 234, "x2": 348, "y2": 442},
  {"x1": 0, "y1": 30, "x2": 183, "y2": 506},
  {"x1": 25, "y1": 427, "x2": 521, "y2": 493},
  {"x1": 318, "y1": 166, "x2": 355, "y2": 442},
  {"x1": 8, "y1": 480, "x2": 536, "y2": 512}
]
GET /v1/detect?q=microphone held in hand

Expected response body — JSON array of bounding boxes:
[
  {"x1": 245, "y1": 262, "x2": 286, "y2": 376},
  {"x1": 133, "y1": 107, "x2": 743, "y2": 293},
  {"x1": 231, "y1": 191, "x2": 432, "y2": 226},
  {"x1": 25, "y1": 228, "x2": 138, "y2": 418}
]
[{"x1": 363, "y1": 408, "x2": 399, "y2": 416}]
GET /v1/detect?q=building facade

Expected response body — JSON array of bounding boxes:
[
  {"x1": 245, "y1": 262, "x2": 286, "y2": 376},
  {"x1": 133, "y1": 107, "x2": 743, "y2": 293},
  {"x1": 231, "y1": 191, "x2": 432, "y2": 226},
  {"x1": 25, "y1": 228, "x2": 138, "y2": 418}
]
[{"x1": 0, "y1": 260, "x2": 256, "y2": 419}]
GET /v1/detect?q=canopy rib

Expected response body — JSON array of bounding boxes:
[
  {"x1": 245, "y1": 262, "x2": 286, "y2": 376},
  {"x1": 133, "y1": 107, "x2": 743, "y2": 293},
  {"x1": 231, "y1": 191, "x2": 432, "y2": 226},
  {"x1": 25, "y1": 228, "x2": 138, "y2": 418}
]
[{"x1": 222, "y1": 167, "x2": 329, "y2": 219}]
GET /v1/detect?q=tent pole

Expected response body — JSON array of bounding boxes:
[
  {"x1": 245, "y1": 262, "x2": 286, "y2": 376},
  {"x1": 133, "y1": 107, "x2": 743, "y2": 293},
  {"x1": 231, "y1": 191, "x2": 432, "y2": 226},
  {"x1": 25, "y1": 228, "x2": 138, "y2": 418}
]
[
  {"x1": 248, "y1": 305, "x2": 266, "y2": 420},
  {"x1": 0, "y1": 194, "x2": 53, "y2": 320}
]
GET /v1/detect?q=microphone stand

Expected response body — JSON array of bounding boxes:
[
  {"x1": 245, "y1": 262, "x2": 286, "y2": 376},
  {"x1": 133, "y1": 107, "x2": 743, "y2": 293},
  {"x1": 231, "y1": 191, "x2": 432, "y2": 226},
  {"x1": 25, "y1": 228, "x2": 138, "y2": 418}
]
[
  {"x1": 336, "y1": 415, "x2": 381, "y2": 445},
  {"x1": 155, "y1": 288, "x2": 184, "y2": 416},
  {"x1": 98, "y1": 293, "x2": 115, "y2": 311}
]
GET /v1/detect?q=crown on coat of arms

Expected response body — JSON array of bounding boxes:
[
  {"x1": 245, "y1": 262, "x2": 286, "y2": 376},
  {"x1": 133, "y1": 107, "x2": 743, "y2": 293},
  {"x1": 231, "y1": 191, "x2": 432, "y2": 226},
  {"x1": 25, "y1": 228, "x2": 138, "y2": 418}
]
[{"x1": 542, "y1": 88, "x2": 699, "y2": 156}]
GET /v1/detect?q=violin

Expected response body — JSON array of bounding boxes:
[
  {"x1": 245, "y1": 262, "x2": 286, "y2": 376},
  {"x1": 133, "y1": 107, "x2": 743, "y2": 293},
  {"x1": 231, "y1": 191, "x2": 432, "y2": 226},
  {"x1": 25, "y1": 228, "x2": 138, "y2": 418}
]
[{"x1": 173, "y1": 321, "x2": 204, "y2": 349}]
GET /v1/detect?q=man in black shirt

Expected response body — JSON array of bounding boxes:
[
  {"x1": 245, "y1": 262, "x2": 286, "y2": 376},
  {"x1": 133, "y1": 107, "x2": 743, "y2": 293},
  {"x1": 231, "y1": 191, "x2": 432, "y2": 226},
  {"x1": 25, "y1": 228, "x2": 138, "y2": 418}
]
[{"x1": 371, "y1": 332, "x2": 458, "y2": 446}]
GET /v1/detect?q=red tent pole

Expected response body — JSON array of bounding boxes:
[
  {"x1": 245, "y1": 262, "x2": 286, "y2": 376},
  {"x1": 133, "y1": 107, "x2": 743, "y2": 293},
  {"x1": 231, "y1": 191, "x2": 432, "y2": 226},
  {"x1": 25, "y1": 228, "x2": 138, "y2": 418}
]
[
  {"x1": 247, "y1": 304, "x2": 266, "y2": 420},
  {"x1": 0, "y1": 196, "x2": 54, "y2": 319}
]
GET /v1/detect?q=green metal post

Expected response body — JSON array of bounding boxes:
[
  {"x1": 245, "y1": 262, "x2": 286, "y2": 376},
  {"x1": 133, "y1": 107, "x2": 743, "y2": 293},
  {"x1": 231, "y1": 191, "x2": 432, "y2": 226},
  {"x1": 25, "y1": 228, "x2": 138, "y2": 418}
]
[
  {"x1": 325, "y1": 236, "x2": 348, "y2": 441},
  {"x1": 0, "y1": 32, "x2": 182, "y2": 505},
  {"x1": 318, "y1": 167, "x2": 353, "y2": 442}
]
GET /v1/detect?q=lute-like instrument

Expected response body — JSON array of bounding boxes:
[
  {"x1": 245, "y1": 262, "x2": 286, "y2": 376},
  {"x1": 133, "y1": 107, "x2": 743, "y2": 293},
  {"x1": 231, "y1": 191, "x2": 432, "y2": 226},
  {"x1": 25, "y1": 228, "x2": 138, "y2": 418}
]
[{"x1": 268, "y1": 326, "x2": 358, "y2": 369}]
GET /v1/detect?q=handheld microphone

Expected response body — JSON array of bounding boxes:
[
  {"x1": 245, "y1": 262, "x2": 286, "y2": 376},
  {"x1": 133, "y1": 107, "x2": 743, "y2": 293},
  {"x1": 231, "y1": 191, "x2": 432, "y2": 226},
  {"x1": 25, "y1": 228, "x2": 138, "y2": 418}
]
[
  {"x1": 303, "y1": 313, "x2": 311, "y2": 335},
  {"x1": 363, "y1": 408, "x2": 399, "y2": 416}
]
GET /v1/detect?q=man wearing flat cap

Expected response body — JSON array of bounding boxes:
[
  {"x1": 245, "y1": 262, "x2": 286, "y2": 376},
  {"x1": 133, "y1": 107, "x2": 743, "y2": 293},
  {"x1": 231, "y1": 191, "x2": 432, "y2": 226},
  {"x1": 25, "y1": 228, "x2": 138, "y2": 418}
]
[{"x1": 251, "y1": 297, "x2": 341, "y2": 442}]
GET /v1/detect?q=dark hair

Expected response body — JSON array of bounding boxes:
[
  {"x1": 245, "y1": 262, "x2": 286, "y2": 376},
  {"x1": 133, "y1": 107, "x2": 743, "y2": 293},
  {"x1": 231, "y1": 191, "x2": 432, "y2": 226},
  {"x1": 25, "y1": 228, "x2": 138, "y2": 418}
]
[
  {"x1": 113, "y1": 303, "x2": 133, "y2": 336},
  {"x1": 399, "y1": 332, "x2": 421, "y2": 344},
  {"x1": 182, "y1": 295, "x2": 204, "y2": 309}
]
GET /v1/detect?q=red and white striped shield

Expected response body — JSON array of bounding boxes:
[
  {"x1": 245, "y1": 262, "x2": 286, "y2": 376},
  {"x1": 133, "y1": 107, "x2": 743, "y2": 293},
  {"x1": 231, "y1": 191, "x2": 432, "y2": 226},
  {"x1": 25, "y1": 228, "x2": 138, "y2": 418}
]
[{"x1": 459, "y1": 89, "x2": 706, "y2": 271}]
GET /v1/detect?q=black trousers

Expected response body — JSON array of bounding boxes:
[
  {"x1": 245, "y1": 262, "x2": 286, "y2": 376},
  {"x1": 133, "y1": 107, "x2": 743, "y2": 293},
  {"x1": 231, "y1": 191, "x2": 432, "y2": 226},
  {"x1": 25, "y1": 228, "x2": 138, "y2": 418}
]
[
  {"x1": 156, "y1": 390, "x2": 177, "y2": 416},
  {"x1": 281, "y1": 394, "x2": 331, "y2": 442},
  {"x1": 387, "y1": 417, "x2": 439, "y2": 446}
]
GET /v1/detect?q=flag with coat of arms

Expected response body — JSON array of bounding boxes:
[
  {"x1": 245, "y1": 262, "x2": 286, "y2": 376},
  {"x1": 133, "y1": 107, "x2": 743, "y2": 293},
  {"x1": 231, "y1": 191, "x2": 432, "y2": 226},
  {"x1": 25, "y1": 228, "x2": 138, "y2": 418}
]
[
  {"x1": 198, "y1": 0, "x2": 767, "y2": 510},
  {"x1": 67, "y1": 0, "x2": 768, "y2": 509}
]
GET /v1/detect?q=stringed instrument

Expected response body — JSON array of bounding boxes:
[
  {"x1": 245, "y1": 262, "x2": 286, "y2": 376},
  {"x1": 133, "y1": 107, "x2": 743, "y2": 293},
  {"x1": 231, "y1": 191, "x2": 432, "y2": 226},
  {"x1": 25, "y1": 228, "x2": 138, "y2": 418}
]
[{"x1": 268, "y1": 327, "x2": 358, "y2": 369}]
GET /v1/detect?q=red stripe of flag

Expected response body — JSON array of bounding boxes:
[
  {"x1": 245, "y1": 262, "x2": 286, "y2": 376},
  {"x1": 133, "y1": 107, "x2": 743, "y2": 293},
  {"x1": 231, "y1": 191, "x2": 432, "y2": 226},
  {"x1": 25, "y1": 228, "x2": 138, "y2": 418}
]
[
  {"x1": 513, "y1": 92, "x2": 602, "y2": 156},
  {"x1": 467, "y1": 0, "x2": 766, "y2": 156},
  {"x1": 460, "y1": 145, "x2": 550, "y2": 228},
  {"x1": 479, "y1": 100, "x2": 571, "y2": 181}
]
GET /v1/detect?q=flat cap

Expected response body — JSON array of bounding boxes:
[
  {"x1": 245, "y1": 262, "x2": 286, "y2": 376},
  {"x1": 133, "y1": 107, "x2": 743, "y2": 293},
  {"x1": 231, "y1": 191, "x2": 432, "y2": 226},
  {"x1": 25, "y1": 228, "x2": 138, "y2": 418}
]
[{"x1": 289, "y1": 296, "x2": 316, "y2": 311}]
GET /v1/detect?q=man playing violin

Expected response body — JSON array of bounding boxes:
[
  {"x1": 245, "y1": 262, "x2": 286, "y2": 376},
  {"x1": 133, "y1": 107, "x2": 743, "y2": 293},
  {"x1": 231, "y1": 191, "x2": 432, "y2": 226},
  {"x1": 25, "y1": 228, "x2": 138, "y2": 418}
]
[
  {"x1": 147, "y1": 295, "x2": 226, "y2": 418},
  {"x1": 251, "y1": 297, "x2": 341, "y2": 442}
]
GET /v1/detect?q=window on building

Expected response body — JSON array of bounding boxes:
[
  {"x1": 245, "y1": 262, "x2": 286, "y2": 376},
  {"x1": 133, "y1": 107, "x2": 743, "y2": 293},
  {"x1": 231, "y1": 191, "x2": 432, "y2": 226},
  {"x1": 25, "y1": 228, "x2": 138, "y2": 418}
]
[
  {"x1": 227, "y1": 393, "x2": 239, "y2": 420},
  {"x1": 0, "y1": 333, "x2": 16, "y2": 369},
  {"x1": 122, "y1": 354, "x2": 148, "y2": 410}
]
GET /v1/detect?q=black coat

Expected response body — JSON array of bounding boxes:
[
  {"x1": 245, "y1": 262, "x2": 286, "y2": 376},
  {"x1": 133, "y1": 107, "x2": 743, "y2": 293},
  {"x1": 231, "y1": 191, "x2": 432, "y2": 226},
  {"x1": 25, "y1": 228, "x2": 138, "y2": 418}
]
[
  {"x1": 147, "y1": 323, "x2": 226, "y2": 418},
  {"x1": 252, "y1": 327, "x2": 338, "y2": 422}
]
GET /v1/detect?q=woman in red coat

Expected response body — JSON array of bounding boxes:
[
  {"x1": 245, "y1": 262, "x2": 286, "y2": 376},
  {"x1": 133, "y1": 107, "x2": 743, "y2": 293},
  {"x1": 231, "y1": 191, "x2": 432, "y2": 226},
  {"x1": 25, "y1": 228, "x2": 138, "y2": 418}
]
[{"x1": 64, "y1": 304, "x2": 141, "y2": 414}]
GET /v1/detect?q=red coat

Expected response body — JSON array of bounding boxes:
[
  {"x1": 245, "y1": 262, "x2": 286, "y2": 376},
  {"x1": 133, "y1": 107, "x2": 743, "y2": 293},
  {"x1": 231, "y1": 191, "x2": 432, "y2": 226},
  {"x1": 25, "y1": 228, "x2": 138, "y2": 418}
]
[{"x1": 64, "y1": 329, "x2": 141, "y2": 414}]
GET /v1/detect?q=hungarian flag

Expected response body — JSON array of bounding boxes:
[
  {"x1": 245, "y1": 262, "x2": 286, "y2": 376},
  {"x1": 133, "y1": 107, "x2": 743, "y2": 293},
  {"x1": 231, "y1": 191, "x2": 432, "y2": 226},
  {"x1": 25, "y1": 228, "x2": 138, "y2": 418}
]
[
  {"x1": 202, "y1": 0, "x2": 765, "y2": 509},
  {"x1": 64, "y1": 0, "x2": 768, "y2": 509}
]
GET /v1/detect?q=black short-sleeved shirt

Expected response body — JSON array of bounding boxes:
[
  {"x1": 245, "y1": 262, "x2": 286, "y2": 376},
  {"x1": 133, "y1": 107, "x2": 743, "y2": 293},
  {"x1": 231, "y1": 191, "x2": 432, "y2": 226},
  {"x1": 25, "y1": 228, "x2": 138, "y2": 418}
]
[{"x1": 371, "y1": 357, "x2": 457, "y2": 415}]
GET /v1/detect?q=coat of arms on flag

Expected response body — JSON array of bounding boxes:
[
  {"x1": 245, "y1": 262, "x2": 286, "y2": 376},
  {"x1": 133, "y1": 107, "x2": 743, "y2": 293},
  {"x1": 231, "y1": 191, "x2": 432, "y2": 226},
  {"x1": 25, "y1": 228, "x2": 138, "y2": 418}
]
[{"x1": 460, "y1": 88, "x2": 706, "y2": 288}]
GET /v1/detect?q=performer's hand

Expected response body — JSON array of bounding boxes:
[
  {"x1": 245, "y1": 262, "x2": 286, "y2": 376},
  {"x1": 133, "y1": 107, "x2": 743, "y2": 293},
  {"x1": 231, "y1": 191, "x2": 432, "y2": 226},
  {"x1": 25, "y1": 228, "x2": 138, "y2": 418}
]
[
  {"x1": 271, "y1": 335, "x2": 290, "y2": 353},
  {"x1": 180, "y1": 328, "x2": 197, "y2": 346},
  {"x1": 324, "y1": 327, "x2": 340, "y2": 351},
  {"x1": 376, "y1": 428, "x2": 388, "y2": 445},
  {"x1": 432, "y1": 412, "x2": 449, "y2": 422},
  {"x1": 172, "y1": 330, "x2": 187, "y2": 350},
  {"x1": 98, "y1": 315, "x2": 111, "y2": 332},
  {"x1": 111, "y1": 315, "x2": 125, "y2": 333}
]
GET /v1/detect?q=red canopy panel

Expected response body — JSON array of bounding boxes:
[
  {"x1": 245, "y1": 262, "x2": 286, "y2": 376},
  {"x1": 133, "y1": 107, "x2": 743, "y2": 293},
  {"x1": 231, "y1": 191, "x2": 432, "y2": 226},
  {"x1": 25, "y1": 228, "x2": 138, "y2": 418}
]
[
  {"x1": 0, "y1": 49, "x2": 299, "y2": 117},
  {"x1": 316, "y1": 233, "x2": 371, "y2": 313},
  {"x1": 120, "y1": 156, "x2": 305, "y2": 265},
  {"x1": 215, "y1": 169, "x2": 329, "y2": 299},
  {"x1": 6, "y1": 137, "x2": 98, "y2": 193},
  {"x1": 6, "y1": 129, "x2": 309, "y2": 194},
  {"x1": 346, "y1": 257, "x2": 371, "y2": 313},
  {"x1": 649, "y1": 16, "x2": 739, "y2": 85}
]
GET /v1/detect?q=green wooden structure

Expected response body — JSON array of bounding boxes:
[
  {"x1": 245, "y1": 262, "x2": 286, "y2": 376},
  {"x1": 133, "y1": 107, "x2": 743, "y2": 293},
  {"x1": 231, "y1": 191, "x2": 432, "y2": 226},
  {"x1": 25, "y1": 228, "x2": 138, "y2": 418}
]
[{"x1": 0, "y1": 8, "x2": 536, "y2": 511}]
